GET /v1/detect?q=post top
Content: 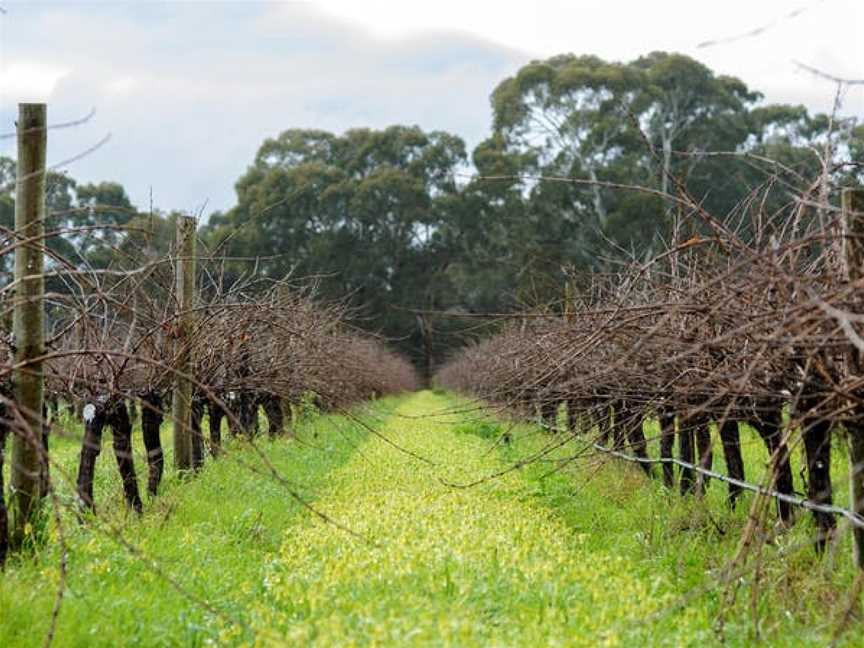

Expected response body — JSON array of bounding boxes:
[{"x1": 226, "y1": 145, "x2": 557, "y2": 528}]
[{"x1": 18, "y1": 103, "x2": 46, "y2": 114}]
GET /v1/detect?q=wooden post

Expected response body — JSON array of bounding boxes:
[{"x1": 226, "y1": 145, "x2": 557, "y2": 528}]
[
  {"x1": 843, "y1": 188, "x2": 864, "y2": 568},
  {"x1": 10, "y1": 104, "x2": 46, "y2": 548},
  {"x1": 172, "y1": 215, "x2": 196, "y2": 471}
]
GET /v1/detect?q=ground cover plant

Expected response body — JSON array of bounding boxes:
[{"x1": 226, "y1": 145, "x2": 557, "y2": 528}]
[{"x1": 5, "y1": 391, "x2": 859, "y2": 646}]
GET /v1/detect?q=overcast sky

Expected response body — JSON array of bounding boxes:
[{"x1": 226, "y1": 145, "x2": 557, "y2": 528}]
[{"x1": 1, "y1": 0, "x2": 861, "y2": 216}]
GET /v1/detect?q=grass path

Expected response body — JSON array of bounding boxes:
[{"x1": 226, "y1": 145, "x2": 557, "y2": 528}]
[
  {"x1": 0, "y1": 391, "x2": 856, "y2": 646},
  {"x1": 247, "y1": 391, "x2": 856, "y2": 646},
  {"x1": 248, "y1": 391, "x2": 690, "y2": 646}
]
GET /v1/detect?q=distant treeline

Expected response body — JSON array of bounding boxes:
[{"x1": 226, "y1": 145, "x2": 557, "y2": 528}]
[{"x1": 2, "y1": 52, "x2": 862, "y2": 369}]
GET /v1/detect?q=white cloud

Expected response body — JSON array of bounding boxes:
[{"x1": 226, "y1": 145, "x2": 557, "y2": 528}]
[
  {"x1": 316, "y1": 0, "x2": 863, "y2": 116},
  {"x1": 314, "y1": 0, "x2": 542, "y2": 46},
  {"x1": 0, "y1": 61, "x2": 70, "y2": 103},
  {"x1": 0, "y1": 0, "x2": 860, "y2": 216},
  {"x1": 105, "y1": 77, "x2": 136, "y2": 96}
]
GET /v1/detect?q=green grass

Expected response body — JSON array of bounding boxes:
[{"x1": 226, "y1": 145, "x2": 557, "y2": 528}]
[
  {"x1": 0, "y1": 399, "x2": 395, "y2": 646},
  {"x1": 482, "y1": 403, "x2": 859, "y2": 646},
  {"x1": 0, "y1": 391, "x2": 859, "y2": 646}
]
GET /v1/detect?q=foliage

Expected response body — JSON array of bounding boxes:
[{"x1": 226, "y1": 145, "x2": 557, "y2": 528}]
[
  {"x1": 203, "y1": 126, "x2": 469, "y2": 369},
  {"x1": 0, "y1": 161, "x2": 138, "y2": 276},
  {"x1": 2, "y1": 50, "x2": 859, "y2": 368}
]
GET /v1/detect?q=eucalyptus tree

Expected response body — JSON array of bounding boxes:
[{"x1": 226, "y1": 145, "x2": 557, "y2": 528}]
[
  {"x1": 0, "y1": 157, "x2": 137, "y2": 276},
  {"x1": 486, "y1": 52, "x2": 854, "y2": 270},
  {"x1": 490, "y1": 54, "x2": 643, "y2": 233},
  {"x1": 205, "y1": 125, "x2": 469, "y2": 367},
  {"x1": 632, "y1": 52, "x2": 759, "y2": 197}
]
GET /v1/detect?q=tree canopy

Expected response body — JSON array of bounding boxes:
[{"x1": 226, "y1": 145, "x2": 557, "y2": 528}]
[{"x1": 2, "y1": 51, "x2": 860, "y2": 372}]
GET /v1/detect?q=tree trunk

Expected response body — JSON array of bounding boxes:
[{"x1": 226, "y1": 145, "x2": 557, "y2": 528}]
[
  {"x1": 45, "y1": 394, "x2": 58, "y2": 422},
  {"x1": 208, "y1": 400, "x2": 224, "y2": 457},
  {"x1": 679, "y1": 418, "x2": 696, "y2": 495},
  {"x1": 587, "y1": 164, "x2": 608, "y2": 228},
  {"x1": 596, "y1": 402, "x2": 611, "y2": 446},
  {"x1": 230, "y1": 391, "x2": 258, "y2": 437},
  {"x1": 37, "y1": 404, "x2": 50, "y2": 500},
  {"x1": 539, "y1": 399, "x2": 557, "y2": 429},
  {"x1": 106, "y1": 401, "x2": 142, "y2": 513},
  {"x1": 751, "y1": 406, "x2": 794, "y2": 525},
  {"x1": 694, "y1": 417, "x2": 713, "y2": 495},
  {"x1": 261, "y1": 394, "x2": 284, "y2": 438},
  {"x1": 625, "y1": 411, "x2": 652, "y2": 477},
  {"x1": 576, "y1": 402, "x2": 596, "y2": 437},
  {"x1": 242, "y1": 392, "x2": 257, "y2": 437},
  {"x1": 719, "y1": 419, "x2": 745, "y2": 508},
  {"x1": 659, "y1": 408, "x2": 676, "y2": 488},
  {"x1": 802, "y1": 416, "x2": 835, "y2": 551},
  {"x1": 140, "y1": 391, "x2": 164, "y2": 496},
  {"x1": 567, "y1": 400, "x2": 580, "y2": 434},
  {"x1": 191, "y1": 395, "x2": 205, "y2": 470},
  {"x1": 661, "y1": 133, "x2": 672, "y2": 197},
  {"x1": 76, "y1": 403, "x2": 106, "y2": 512},
  {"x1": 610, "y1": 401, "x2": 627, "y2": 450}
]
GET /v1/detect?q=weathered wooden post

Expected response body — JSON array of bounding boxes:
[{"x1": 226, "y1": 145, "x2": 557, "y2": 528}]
[
  {"x1": 843, "y1": 188, "x2": 864, "y2": 567},
  {"x1": 10, "y1": 104, "x2": 46, "y2": 548},
  {"x1": 172, "y1": 215, "x2": 197, "y2": 472}
]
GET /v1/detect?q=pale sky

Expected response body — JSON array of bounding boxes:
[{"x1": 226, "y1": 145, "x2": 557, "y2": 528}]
[{"x1": 0, "y1": 0, "x2": 861, "y2": 216}]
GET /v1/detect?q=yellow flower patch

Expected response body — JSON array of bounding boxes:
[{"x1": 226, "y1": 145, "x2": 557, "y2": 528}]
[{"x1": 255, "y1": 392, "x2": 668, "y2": 646}]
